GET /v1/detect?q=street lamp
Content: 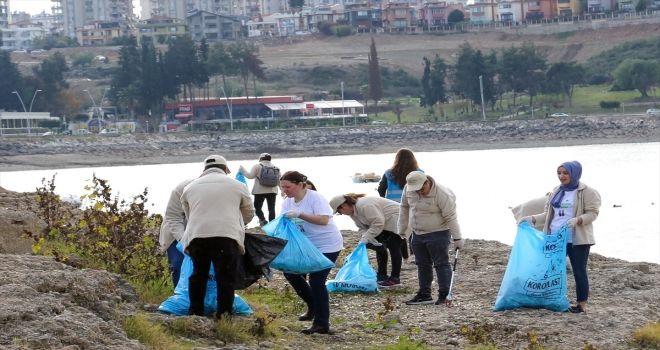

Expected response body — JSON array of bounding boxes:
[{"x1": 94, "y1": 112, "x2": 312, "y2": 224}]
[
  {"x1": 12, "y1": 90, "x2": 41, "y2": 135},
  {"x1": 341, "y1": 82, "x2": 345, "y2": 127},
  {"x1": 83, "y1": 89, "x2": 100, "y2": 133}
]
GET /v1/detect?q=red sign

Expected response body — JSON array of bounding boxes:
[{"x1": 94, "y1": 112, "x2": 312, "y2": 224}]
[{"x1": 306, "y1": 103, "x2": 314, "y2": 108}]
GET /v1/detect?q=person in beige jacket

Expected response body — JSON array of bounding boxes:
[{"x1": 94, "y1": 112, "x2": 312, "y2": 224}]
[
  {"x1": 180, "y1": 155, "x2": 255, "y2": 318},
  {"x1": 238, "y1": 153, "x2": 280, "y2": 226},
  {"x1": 398, "y1": 171, "x2": 464, "y2": 305},
  {"x1": 518, "y1": 160, "x2": 601, "y2": 314},
  {"x1": 329, "y1": 194, "x2": 404, "y2": 288},
  {"x1": 159, "y1": 178, "x2": 193, "y2": 287}
]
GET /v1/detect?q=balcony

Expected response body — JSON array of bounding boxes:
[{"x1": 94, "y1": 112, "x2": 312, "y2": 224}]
[
  {"x1": 471, "y1": 11, "x2": 485, "y2": 15},
  {"x1": 587, "y1": 0, "x2": 601, "y2": 4},
  {"x1": 588, "y1": 5, "x2": 604, "y2": 12},
  {"x1": 431, "y1": 12, "x2": 445, "y2": 18}
]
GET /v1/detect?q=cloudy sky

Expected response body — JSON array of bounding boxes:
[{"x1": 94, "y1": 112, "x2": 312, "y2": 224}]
[{"x1": 11, "y1": 0, "x2": 141, "y2": 16}]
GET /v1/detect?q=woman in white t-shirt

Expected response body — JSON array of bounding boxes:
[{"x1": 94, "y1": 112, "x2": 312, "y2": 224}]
[
  {"x1": 280, "y1": 170, "x2": 343, "y2": 335},
  {"x1": 519, "y1": 161, "x2": 601, "y2": 314}
]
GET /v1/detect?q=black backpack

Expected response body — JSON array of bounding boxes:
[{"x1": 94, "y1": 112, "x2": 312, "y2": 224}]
[{"x1": 259, "y1": 165, "x2": 280, "y2": 187}]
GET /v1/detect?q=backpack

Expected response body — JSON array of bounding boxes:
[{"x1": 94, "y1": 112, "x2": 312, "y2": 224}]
[{"x1": 259, "y1": 164, "x2": 280, "y2": 187}]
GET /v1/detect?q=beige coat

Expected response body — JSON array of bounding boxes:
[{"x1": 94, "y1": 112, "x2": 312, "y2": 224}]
[
  {"x1": 348, "y1": 196, "x2": 400, "y2": 240},
  {"x1": 158, "y1": 178, "x2": 193, "y2": 251},
  {"x1": 511, "y1": 196, "x2": 547, "y2": 231},
  {"x1": 239, "y1": 160, "x2": 279, "y2": 195},
  {"x1": 180, "y1": 168, "x2": 255, "y2": 254},
  {"x1": 398, "y1": 175, "x2": 462, "y2": 240},
  {"x1": 531, "y1": 182, "x2": 601, "y2": 246}
]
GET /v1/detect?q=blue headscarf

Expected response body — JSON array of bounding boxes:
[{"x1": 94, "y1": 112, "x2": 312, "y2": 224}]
[{"x1": 550, "y1": 160, "x2": 582, "y2": 208}]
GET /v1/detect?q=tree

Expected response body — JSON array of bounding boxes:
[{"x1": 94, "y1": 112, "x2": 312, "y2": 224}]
[
  {"x1": 110, "y1": 36, "x2": 140, "y2": 106},
  {"x1": 33, "y1": 52, "x2": 70, "y2": 114},
  {"x1": 452, "y1": 44, "x2": 494, "y2": 113},
  {"x1": 614, "y1": 58, "x2": 660, "y2": 97},
  {"x1": 360, "y1": 84, "x2": 369, "y2": 110},
  {"x1": 229, "y1": 40, "x2": 264, "y2": 117},
  {"x1": 392, "y1": 100, "x2": 403, "y2": 123},
  {"x1": 0, "y1": 50, "x2": 24, "y2": 112},
  {"x1": 518, "y1": 42, "x2": 547, "y2": 107},
  {"x1": 207, "y1": 41, "x2": 237, "y2": 119},
  {"x1": 288, "y1": 0, "x2": 306, "y2": 30},
  {"x1": 140, "y1": 40, "x2": 164, "y2": 118},
  {"x1": 368, "y1": 37, "x2": 383, "y2": 118},
  {"x1": 71, "y1": 52, "x2": 95, "y2": 67},
  {"x1": 448, "y1": 9, "x2": 464, "y2": 24},
  {"x1": 420, "y1": 55, "x2": 448, "y2": 111},
  {"x1": 635, "y1": 0, "x2": 647, "y2": 11},
  {"x1": 545, "y1": 61, "x2": 585, "y2": 107}
]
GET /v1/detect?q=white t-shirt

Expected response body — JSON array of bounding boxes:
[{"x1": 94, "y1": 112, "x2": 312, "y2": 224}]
[
  {"x1": 281, "y1": 190, "x2": 344, "y2": 253},
  {"x1": 550, "y1": 189, "x2": 576, "y2": 243}
]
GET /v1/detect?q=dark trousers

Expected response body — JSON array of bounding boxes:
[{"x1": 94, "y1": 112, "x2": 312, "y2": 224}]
[
  {"x1": 375, "y1": 231, "x2": 404, "y2": 279},
  {"x1": 254, "y1": 193, "x2": 277, "y2": 222},
  {"x1": 411, "y1": 230, "x2": 451, "y2": 297},
  {"x1": 401, "y1": 237, "x2": 410, "y2": 259},
  {"x1": 283, "y1": 251, "x2": 340, "y2": 328},
  {"x1": 567, "y1": 243, "x2": 591, "y2": 303},
  {"x1": 187, "y1": 237, "x2": 240, "y2": 318},
  {"x1": 166, "y1": 241, "x2": 185, "y2": 288}
]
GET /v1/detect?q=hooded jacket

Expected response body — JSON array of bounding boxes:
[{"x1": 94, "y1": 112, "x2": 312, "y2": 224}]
[
  {"x1": 239, "y1": 160, "x2": 280, "y2": 195},
  {"x1": 531, "y1": 181, "x2": 601, "y2": 246},
  {"x1": 158, "y1": 178, "x2": 194, "y2": 251},
  {"x1": 180, "y1": 167, "x2": 255, "y2": 254},
  {"x1": 348, "y1": 196, "x2": 400, "y2": 240},
  {"x1": 398, "y1": 175, "x2": 462, "y2": 240}
]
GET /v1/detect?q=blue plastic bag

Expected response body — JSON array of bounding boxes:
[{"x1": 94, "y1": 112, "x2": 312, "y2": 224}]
[
  {"x1": 235, "y1": 172, "x2": 249, "y2": 188},
  {"x1": 493, "y1": 222, "x2": 570, "y2": 312},
  {"x1": 326, "y1": 243, "x2": 379, "y2": 293},
  {"x1": 158, "y1": 242, "x2": 253, "y2": 316},
  {"x1": 262, "y1": 214, "x2": 335, "y2": 274}
]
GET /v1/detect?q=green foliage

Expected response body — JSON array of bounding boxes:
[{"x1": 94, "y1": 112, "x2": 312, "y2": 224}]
[
  {"x1": 317, "y1": 20, "x2": 335, "y2": 35},
  {"x1": 74, "y1": 113, "x2": 90, "y2": 121},
  {"x1": 288, "y1": 0, "x2": 305, "y2": 8},
  {"x1": 630, "y1": 321, "x2": 660, "y2": 348},
  {"x1": 586, "y1": 36, "x2": 660, "y2": 78},
  {"x1": 635, "y1": 0, "x2": 647, "y2": 11},
  {"x1": 334, "y1": 25, "x2": 355, "y2": 37},
  {"x1": 122, "y1": 313, "x2": 199, "y2": 349},
  {"x1": 0, "y1": 50, "x2": 25, "y2": 112},
  {"x1": 599, "y1": 100, "x2": 620, "y2": 109},
  {"x1": 377, "y1": 336, "x2": 430, "y2": 350},
  {"x1": 555, "y1": 31, "x2": 575, "y2": 40},
  {"x1": 613, "y1": 58, "x2": 660, "y2": 97},
  {"x1": 448, "y1": 9, "x2": 465, "y2": 24},
  {"x1": 545, "y1": 61, "x2": 585, "y2": 107},
  {"x1": 71, "y1": 52, "x2": 95, "y2": 68},
  {"x1": 368, "y1": 37, "x2": 384, "y2": 117}
]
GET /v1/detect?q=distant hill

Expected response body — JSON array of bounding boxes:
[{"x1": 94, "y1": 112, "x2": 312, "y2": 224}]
[{"x1": 586, "y1": 35, "x2": 660, "y2": 78}]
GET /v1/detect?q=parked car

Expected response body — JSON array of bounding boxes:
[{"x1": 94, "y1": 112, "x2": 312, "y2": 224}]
[
  {"x1": 31, "y1": 49, "x2": 45, "y2": 53},
  {"x1": 95, "y1": 55, "x2": 106, "y2": 61},
  {"x1": 550, "y1": 113, "x2": 569, "y2": 118},
  {"x1": 100, "y1": 128, "x2": 118, "y2": 134},
  {"x1": 42, "y1": 131, "x2": 54, "y2": 136},
  {"x1": 372, "y1": 120, "x2": 389, "y2": 125},
  {"x1": 646, "y1": 108, "x2": 660, "y2": 115},
  {"x1": 13, "y1": 49, "x2": 28, "y2": 53},
  {"x1": 294, "y1": 31, "x2": 311, "y2": 35}
]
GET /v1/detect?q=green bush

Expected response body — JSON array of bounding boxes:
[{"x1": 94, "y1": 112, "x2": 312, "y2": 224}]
[
  {"x1": 600, "y1": 100, "x2": 621, "y2": 109},
  {"x1": 317, "y1": 20, "x2": 335, "y2": 35},
  {"x1": 334, "y1": 25, "x2": 355, "y2": 37},
  {"x1": 587, "y1": 74, "x2": 611, "y2": 85}
]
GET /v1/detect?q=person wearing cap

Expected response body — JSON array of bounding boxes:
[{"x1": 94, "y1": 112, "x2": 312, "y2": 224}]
[
  {"x1": 159, "y1": 178, "x2": 194, "y2": 288},
  {"x1": 280, "y1": 170, "x2": 343, "y2": 335},
  {"x1": 180, "y1": 155, "x2": 255, "y2": 319},
  {"x1": 398, "y1": 171, "x2": 464, "y2": 306},
  {"x1": 239, "y1": 153, "x2": 280, "y2": 226},
  {"x1": 329, "y1": 193, "x2": 404, "y2": 288}
]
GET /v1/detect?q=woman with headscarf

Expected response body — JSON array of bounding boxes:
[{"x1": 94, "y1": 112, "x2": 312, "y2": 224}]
[{"x1": 518, "y1": 161, "x2": 601, "y2": 314}]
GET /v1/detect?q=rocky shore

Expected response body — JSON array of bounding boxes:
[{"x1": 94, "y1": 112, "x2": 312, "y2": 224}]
[{"x1": 1, "y1": 115, "x2": 658, "y2": 172}]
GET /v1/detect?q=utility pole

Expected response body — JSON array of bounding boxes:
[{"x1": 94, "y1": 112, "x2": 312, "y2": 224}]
[
  {"x1": 479, "y1": 75, "x2": 486, "y2": 120},
  {"x1": 83, "y1": 90, "x2": 100, "y2": 133},
  {"x1": 341, "y1": 82, "x2": 345, "y2": 127},
  {"x1": 220, "y1": 86, "x2": 233, "y2": 130}
]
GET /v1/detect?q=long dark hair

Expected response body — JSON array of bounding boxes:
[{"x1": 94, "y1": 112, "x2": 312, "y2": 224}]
[{"x1": 390, "y1": 148, "x2": 419, "y2": 188}]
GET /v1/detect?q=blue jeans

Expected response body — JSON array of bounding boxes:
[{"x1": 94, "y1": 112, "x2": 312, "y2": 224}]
[
  {"x1": 411, "y1": 230, "x2": 451, "y2": 298},
  {"x1": 167, "y1": 241, "x2": 185, "y2": 288},
  {"x1": 567, "y1": 243, "x2": 591, "y2": 303},
  {"x1": 284, "y1": 251, "x2": 340, "y2": 328}
]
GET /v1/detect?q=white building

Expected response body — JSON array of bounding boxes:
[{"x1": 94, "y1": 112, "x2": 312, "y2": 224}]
[
  {"x1": 1, "y1": 21, "x2": 47, "y2": 50},
  {"x1": 246, "y1": 16, "x2": 279, "y2": 36},
  {"x1": 49, "y1": 0, "x2": 134, "y2": 38},
  {"x1": 0, "y1": 0, "x2": 9, "y2": 28}
]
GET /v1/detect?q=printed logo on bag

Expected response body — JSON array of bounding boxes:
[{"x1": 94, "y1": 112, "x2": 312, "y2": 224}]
[
  {"x1": 259, "y1": 165, "x2": 280, "y2": 187},
  {"x1": 523, "y1": 272, "x2": 564, "y2": 297}
]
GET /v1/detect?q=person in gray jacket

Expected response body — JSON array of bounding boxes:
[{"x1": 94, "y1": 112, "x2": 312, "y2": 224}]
[
  {"x1": 329, "y1": 194, "x2": 404, "y2": 288},
  {"x1": 239, "y1": 153, "x2": 280, "y2": 226},
  {"x1": 399, "y1": 171, "x2": 464, "y2": 306},
  {"x1": 181, "y1": 155, "x2": 255, "y2": 318},
  {"x1": 159, "y1": 178, "x2": 193, "y2": 287}
]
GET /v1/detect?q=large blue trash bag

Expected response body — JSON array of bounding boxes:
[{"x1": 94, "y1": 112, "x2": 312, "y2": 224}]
[
  {"x1": 261, "y1": 214, "x2": 335, "y2": 274},
  {"x1": 235, "y1": 172, "x2": 249, "y2": 188},
  {"x1": 158, "y1": 242, "x2": 253, "y2": 316},
  {"x1": 326, "y1": 242, "x2": 379, "y2": 293},
  {"x1": 493, "y1": 222, "x2": 570, "y2": 312}
]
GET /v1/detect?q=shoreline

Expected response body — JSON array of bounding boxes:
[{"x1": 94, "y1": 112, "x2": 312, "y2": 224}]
[{"x1": 1, "y1": 135, "x2": 655, "y2": 173}]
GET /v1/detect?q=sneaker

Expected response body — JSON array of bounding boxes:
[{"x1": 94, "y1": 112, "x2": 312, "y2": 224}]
[
  {"x1": 568, "y1": 305, "x2": 586, "y2": 314},
  {"x1": 259, "y1": 220, "x2": 268, "y2": 227},
  {"x1": 377, "y1": 274, "x2": 388, "y2": 283},
  {"x1": 434, "y1": 294, "x2": 449, "y2": 305},
  {"x1": 378, "y1": 277, "x2": 402, "y2": 288},
  {"x1": 405, "y1": 294, "x2": 434, "y2": 305}
]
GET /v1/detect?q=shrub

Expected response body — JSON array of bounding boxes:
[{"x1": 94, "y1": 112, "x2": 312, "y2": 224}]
[
  {"x1": 600, "y1": 100, "x2": 621, "y2": 109},
  {"x1": 317, "y1": 20, "x2": 335, "y2": 35},
  {"x1": 631, "y1": 321, "x2": 660, "y2": 349},
  {"x1": 334, "y1": 25, "x2": 355, "y2": 37},
  {"x1": 587, "y1": 74, "x2": 611, "y2": 85}
]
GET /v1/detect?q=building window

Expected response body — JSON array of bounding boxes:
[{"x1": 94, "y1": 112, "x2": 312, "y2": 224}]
[
  {"x1": 358, "y1": 10, "x2": 368, "y2": 16},
  {"x1": 206, "y1": 32, "x2": 218, "y2": 38},
  {"x1": 472, "y1": 7, "x2": 483, "y2": 12},
  {"x1": 432, "y1": 8, "x2": 444, "y2": 13},
  {"x1": 82, "y1": 31, "x2": 88, "y2": 36},
  {"x1": 558, "y1": 0, "x2": 570, "y2": 3},
  {"x1": 206, "y1": 23, "x2": 217, "y2": 28},
  {"x1": 528, "y1": 1, "x2": 539, "y2": 5},
  {"x1": 106, "y1": 30, "x2": 112, "y2": 35},
  {"x1": 395, "y1": 9, "x2": 407, "y2": 14},
  {"x1": 169, "y1": 26, "x2": 178, "y2": 31},
  {"x1": 204, "y1": 15, "x2": 217, "y2": 19},
  {"x1": 393, "y1": 20, "x2": 407, "y2": 26},
  {"x1": 499, "y1": 4, "x2": 511, "y2": 8}
]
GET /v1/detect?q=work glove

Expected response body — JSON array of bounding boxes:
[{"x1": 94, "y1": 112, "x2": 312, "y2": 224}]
[
  {"x1": 453, "y1": 239, "x2": 464, "y2": 249},
  {"x1": 284, "y1": 211, "x2": 301, "y2": 219},
  {"x1": 359, "y1": 237, "x2": 383, "y2": 246},
  {"x1": 517, "y1": 216, "x2": 533, "y2": 225},
  {"x1": 567, "y1": 218, "x2": 579, "y2": 228},
  {"x1": 238, "y1": 165, "x2": 246, "y2": 174}
]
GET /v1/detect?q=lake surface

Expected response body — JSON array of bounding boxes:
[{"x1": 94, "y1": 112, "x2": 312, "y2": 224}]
[{"x1": 2, "y1": 142, "x2": 658, "y2": 264}]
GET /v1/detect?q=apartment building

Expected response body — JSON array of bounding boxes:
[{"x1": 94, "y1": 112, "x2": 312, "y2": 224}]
[
  {"x1": 186, "y1": 9, "x2": 242, "y2": 41},
  {"x1": 75, "y1": 20, "x2": 124, "y2": 45},
  {"x1": 343, "y1": 3, "x2": 378, "y2": 32},
  {"x1": 0, "y1": 0, "x2": 9, "y2": 28},
  {"x1": 52, "y1": 0, "x2": 133, "y2": 38},
  {"x1": 496, "y1": 0, "x2": 524, "y2": 21},
  {"x1": 586, "y1": 0, "x2": 613, "y2": 13},
  {"x1": 1, "y1": 21, "x2": 47, "y2": 50},
  {"x1": 135, "y1": 15, "x2": 187, "y2": 42},
  {"x1": 419, "y1": 1, "x2": 448, "y2": 26},
  {"x1": 448, "y1": 2, "x2": 470, "y2": 21},
  {"x1": 557, "y1": 0, "x2": 580, "y2": 16},
  {"x1": 246, "y1": 15, "x2": 279, "y2": 36},
  {"x1": 382, "y1": 2, "x2": 412, "y2": 30},
  {"x1": 468, "y1": 0, "x2": 497, "y2": 22}
]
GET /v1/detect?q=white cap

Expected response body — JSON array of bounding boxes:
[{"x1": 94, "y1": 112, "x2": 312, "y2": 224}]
[
  {"x1": 406, "y1": 171, "x2": 427, "y2": 191},
  {"x1": 328, "y1": 194, "x2": 346, "y2": 214}
]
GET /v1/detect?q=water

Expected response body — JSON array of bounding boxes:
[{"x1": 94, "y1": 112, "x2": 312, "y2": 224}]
[{"x1": 2, "y1": 142, "x2": 658, "y2": 264}]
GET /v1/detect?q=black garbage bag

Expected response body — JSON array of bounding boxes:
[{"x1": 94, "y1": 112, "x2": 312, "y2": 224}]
[{"x1": 234, "y1": 232, "x2": 287, "y2": 290}]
